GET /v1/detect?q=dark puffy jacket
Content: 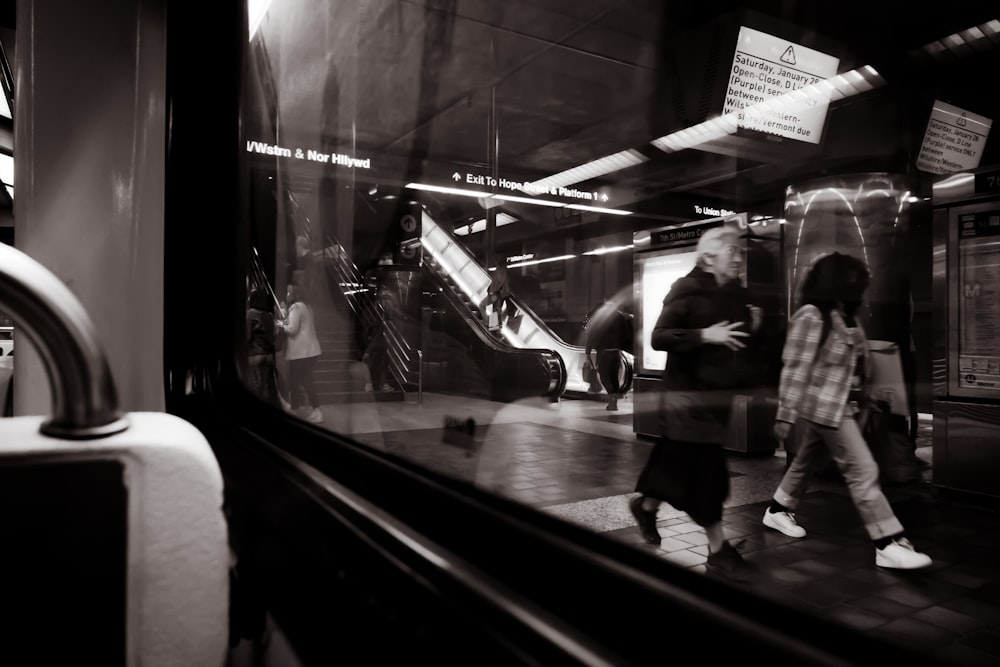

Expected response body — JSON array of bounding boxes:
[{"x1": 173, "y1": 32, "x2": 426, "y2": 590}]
[{"x1": 651, "y1": 266, "x2": 761, "y2": 391}]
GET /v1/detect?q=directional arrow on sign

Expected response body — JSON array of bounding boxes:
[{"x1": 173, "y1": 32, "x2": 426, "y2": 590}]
[
  {"x1": 601, "y1": 194, "x2": 609, "y2": 201},
  {"x1": 452, "y1": 172, "x2": 462, "y2": 181}
]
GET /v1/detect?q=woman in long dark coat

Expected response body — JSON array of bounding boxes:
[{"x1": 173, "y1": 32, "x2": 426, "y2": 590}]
[{"x1": 629, "y1": 224, "x2": 763, "y2": 583}]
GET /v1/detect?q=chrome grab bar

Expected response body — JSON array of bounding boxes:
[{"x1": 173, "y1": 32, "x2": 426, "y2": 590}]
[{"x1": 0, "y1": 243, "x2": 129, "y2": 438}]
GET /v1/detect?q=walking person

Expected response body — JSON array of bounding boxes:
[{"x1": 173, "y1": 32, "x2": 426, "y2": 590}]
[
  {"x1": 762, "y1": 252, "x2": 932, "y2": 570},
  {"x1": 279, "y1": 283, "x2": 324, "y2": 424},
  {"x1": 246, "y1": 287, "x2": 279, "y2": 407},
  {"x1": 585, "y1": 297, "x2": 634, "y2": 410},
  {"x1": 628, "y1": 225, "x2": 764, "y2": 583}
]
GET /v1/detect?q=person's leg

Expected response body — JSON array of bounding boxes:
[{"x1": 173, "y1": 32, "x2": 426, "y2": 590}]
[
  {"x1": 763, "y1": 420, "x2": 825, "y2": 537},
  {"x1": 287, "y1": 359, "x2": 305, "y2": 410},
  {"x1": 821, "y1": 417, "x2": 904, "y2": 539},
  {"x1": 772, "y1": 420, "x2": 824, "y2": 511},
  {"x1": 597, "y1": 349, "x2": 620, "y2": 409},
  {"x1": 248, "y1": 354, "x2": 266, "y2": 399},
  {"x1": 303, "y1": 356, "x2": 320, "y2": 407},
  {"x1": 705, "y1": 521, "x2": 727, "y2": 554},
  {"x1": 819, "y1": 417, "x2": 931, "y2": 568},
  {"x1": 630, "y1": 436, "x2": 680, "y2": 545},
  {"x1": 692, "y1": 444, "x2": 757, "y2": 582}
]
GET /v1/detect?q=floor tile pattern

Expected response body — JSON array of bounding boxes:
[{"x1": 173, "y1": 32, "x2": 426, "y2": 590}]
[{"x1": 322, "y1": 393, "x2": 1000, "y2": 665}]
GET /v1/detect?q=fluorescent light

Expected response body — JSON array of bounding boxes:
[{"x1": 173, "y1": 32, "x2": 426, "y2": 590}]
[
  {"x1": 652, "y1": 65, "x2": 885, "y2": 155},
  {"x1": 583, "y1": 244, "x2": 634, "y2": 256},
  {"x1": 565, "y1": 204, "x2": 632, "y2": 215},
  {"x1": 405, "y1": 182, "x2": 493, "y2": 198},
  {"x1": 528, "y1": 149, "x2": 647, "y2": 191},
  {"x1": 491, "y1": 194, "x2": 566, "y2": 207},
  {"x1": 507, "y1": 254, "x2": 576, "y2": 269},
  {"x1": 912, "y1": 20, "x2": 1000, "y2": 62}
]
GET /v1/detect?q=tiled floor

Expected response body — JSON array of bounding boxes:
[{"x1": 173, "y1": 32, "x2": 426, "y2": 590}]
[{"x1": 320, "y1": 391, "x2": 1000, "y2": 665}]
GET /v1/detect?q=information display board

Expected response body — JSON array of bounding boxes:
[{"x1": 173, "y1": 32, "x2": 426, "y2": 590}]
[
  {"x1": 916, "y1": 100, "x2": 992, "y2": 175},
  {"x1": 724, "y1": 26, "x2": 839, "y2": 144},
  {"x1": 957, "y1": 210, "x2": 1000, "y2": 391}
]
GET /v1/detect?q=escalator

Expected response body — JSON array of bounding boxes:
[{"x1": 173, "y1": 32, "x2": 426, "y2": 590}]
[
  {"x1": 420, "y1": 211, "x2": 632, "y2": 396},
  {"x1": 317, "y1": 230, "x2": 563, "y2": 402}
]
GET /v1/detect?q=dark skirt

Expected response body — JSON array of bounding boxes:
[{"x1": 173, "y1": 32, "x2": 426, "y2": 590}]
[
  {"x1": 635, "y1": 438, "x2": 729, "y2": 527},
  {"x1": 596, "y1": 349, "x2": 624, "y2": 395},
  {"x1": 660, "y1": 389, "x2": 733, "y2": 444}
]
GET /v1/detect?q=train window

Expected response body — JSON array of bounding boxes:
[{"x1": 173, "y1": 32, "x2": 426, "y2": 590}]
[{"x1": 240, "y1": 1, "x2": 1000, "y2": 660}]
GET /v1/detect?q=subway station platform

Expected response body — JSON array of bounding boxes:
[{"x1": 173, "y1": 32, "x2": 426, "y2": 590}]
[{"x1": 320, "y1": 392, "x2": 1000, "y2": 666}]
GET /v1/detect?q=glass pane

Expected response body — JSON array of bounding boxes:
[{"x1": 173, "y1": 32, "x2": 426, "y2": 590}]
[{"x1": 239, "y1": 2, "x2": 1000, "y2": 658}]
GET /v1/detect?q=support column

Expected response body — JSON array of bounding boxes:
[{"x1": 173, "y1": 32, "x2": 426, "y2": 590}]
[{"x1": 14, "y1": 0, "x2": 167, "y2": 414}]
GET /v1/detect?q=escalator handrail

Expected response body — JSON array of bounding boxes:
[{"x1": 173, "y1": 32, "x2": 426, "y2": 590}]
[
  {"x1": 423, "y1": 257, "x2": 567, "y2": 396},
  {"x1": 281, "y1": 190, "x2": 420, "y2": 388},
  {"x1": 421, "y1": 213, "x2": 582, "y2": 351}
]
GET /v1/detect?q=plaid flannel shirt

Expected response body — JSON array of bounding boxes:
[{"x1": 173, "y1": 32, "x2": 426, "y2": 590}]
[{"x1": 776, "y1": 304, "x2": 870, "y2": 428}]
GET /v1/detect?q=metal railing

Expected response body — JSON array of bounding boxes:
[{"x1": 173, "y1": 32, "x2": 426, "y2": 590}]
[{"x1": 0, "y1": 243, "x2": 129, "y2": 438}]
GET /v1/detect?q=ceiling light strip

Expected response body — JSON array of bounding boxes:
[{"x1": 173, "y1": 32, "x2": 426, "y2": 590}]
[
  {"x1": 405, "y1": 182, "x2": 493, "y2": 198},
  {"x1": 528, "y1": 149, "x2": 648, "y2": 191},
  {"x1": 507, "y1": 254, "x2": 577, "y2": 269},
  {"x1": 565, "y1": 204, "x2": 632, "y2": 215},
  {"x1": 651, "y1": 66, "x2": 885, "y2": 154}
]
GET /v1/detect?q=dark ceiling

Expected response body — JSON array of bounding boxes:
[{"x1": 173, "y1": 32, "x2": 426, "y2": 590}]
[{"x1": 251, "y1": 0, "x2": 1000, "y2": 246}]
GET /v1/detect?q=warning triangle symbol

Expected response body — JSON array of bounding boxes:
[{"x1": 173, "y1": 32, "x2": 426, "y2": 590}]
[
  {"x1": 780, "y1": 45, "x2": 796, "y2": 65},
  {"x1": 957, "y1": 113, "x2": 968, "y2": 127}
]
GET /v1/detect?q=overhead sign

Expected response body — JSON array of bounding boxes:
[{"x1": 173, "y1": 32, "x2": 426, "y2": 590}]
[
  {"x1": 245, "y1": 140, "x2": 373, "y2": 169},
  {"x1": 916, "y1": 101, "x2": 992, "y2": 175},
  {"x1": 724, "y1": 26, "x2": 839, "y2": 144},
  {"x1": 448, "y1": 169, "x2": 609, "y2": 203}
]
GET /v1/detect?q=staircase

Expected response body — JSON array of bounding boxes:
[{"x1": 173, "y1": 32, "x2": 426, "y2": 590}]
[{"x1": 312, "y1": 307, "x2": 363, "y2": 403}]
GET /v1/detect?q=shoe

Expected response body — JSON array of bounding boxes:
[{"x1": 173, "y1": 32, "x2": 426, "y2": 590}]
[
  {"x1": 628, "y1": 496, "x2": 661, "y2": 545},
  {"x1": 606, "y1": 400, "x2": 618, "y2": 411},
  {"x1": 306, "y1": 408, "x2": 324, "y2": 424},
  {"x1": 763, "y1": 508, "x2": 806, "y2": 538},
  {"x1": 706, "y1": 542, "x2": 759, "y2": 583},
  {"x1": 876, "y1": 537, "x2": 932, "y2": 570}
]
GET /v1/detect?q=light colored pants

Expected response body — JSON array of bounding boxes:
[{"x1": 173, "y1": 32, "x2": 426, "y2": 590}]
[{"x1": 774, "y1": 416, "x2": 903, "y2": 540}]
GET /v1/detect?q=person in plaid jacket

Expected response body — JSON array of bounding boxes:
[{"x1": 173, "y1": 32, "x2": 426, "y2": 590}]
[{"x1": 762, "y1": 252, "x2": 932, "y2": 570}]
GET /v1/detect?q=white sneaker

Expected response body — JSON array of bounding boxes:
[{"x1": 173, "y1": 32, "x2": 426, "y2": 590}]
[
  {"x1": 876, "y1": 537, "x2": 932, "y2": 570},
  {"x1": 763, "y1": 508, "x2": 806, "y2": 538},
  {"x1": 306, "y1": 408, "x2": 324, "y2": 424}
]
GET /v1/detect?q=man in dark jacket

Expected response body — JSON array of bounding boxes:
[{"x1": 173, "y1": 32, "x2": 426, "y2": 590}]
[
  {"x1": 585, "y1": 297, "x2": 634, "y2": 410},
  {"x1": 628, "y1": 224, "x2": 763, "y2": 583}
]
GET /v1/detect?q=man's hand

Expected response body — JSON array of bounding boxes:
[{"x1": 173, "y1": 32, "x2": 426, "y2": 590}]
[{"x1": 701, "y1": 320, "x2": 749, "y2": 350}]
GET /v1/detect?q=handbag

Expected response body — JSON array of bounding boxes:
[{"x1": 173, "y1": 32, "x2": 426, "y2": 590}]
[
  {"x1": 861, "y1": 402, "x2": 921, "y2": 485},
  {"x1": 582, "y1": 358, "x2": 595, "y2": 383}
]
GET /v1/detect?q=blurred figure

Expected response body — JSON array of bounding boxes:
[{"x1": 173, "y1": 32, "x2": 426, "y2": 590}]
[
  {"x1": 484, "y1": 263, "x2": 511, "y2": 331},
  {"x1": 246, "y1": 288, "x2": 279, "y2": 406},
  {"x1": 584, "y1": 297, "x2": 634, "y2": 410},
  {"x1": 278, "y1": 283, "x2": 324, "y2": 424},
  {"x1": 628, "y1": 225, "x2": 764, "y2": 583},
  {"x1": 362, "y1": 318, "x2": 394, "y2": 392},
  {"x1": 764, "y1": 252, "x2": 932, "y2": 570}
]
